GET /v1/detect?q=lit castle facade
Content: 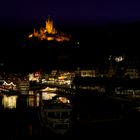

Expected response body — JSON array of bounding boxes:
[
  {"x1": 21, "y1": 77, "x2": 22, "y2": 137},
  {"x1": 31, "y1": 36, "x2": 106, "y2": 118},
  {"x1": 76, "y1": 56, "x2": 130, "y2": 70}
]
[{"x1": 28, "y1": 17, "x2": 70, "y2": 42}]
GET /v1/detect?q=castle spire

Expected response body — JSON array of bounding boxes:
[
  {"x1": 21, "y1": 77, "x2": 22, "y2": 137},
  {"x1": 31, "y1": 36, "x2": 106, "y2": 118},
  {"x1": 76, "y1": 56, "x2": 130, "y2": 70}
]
[
  {"x1": 45, "y1": 16, "x2": 56, "y2": 34},
  {"x1": 28, "y1": 16, "x2": 70, "y2": 42}
]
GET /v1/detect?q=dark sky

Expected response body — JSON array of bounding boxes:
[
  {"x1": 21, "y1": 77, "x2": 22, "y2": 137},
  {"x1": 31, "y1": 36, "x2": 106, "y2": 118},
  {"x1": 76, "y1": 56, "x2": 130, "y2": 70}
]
[
  {"x1": 1, "y1": 0, "x2": 140, "y2": 51},
  {"x1": 1, "y1": 0, "x2": 140, "y2": 27},
  {"x1": 1, "y1": 0, "x2": 140, "y2": 70}
]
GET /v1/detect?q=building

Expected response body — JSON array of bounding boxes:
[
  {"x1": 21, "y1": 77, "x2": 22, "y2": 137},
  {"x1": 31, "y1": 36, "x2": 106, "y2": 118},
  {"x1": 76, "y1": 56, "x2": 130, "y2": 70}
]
[
  {"x1": 28, "y1": 17, "x2": 70, "y2": 42},
  {"x1": 80, "y1": 70, "x2": 96, "y2": 77},
  {"x1": 17, "y1": 81, "x2": 30, "y2": 94},
  {"x1": 125, "y1": 68, "x2": 139, "y2": 79}
]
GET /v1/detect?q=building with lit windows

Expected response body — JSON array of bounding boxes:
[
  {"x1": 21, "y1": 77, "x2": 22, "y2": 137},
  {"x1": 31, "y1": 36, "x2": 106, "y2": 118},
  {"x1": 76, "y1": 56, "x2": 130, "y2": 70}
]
[
  {"x1": 123, "y1": 60, "x2": 140, "y2": 79},
  {"x1": 80, "y1": 70, "x2": 96, "y2": 77},
  {"x1": 125, "y1": 68, "x2": 140, "y2": 79}
]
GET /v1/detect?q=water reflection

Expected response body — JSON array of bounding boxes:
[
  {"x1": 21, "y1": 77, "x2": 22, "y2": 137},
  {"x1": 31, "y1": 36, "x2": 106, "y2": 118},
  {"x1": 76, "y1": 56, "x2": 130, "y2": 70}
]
[
  {"x1": 42, "y1": 91, "x2": 57, "y2": 100},
  {"x1": 27, "y1": 94, "x2": 40, "y2": 107},
  {"x1": 29, "y1": 90, "x2": 34, "y2": 95},
  {"x1": 41, "y1": 87, "x2": 57, "y2": 92},
  {"x1": 39, "y1": 91, "x2": 72, "y2": 134},
  {"x1": 2, "y1": 95, "x2": 18, "y2": 109},
  {"x1": 57, "y1": 97, "x2": 70, "y2": 104},
  {"x1": 0, "y1": 90, "x2": 67, "y2": 109},
  {"x1": 27, "y1": 91, "x2": 58, "y2": 107}
]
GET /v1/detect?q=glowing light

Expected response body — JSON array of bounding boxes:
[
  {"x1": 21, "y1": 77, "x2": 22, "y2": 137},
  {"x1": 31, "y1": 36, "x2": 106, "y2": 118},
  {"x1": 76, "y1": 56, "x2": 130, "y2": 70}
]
[
  {"x1": 2, "y1": 95, "x2": 17, "y2": 109},
  {"x1": 48, "y1": 78, "x2": 55, "y2": 81},
  {"x1": 58, "y1": 76, "x2": 65, "y2": 80},
  {"x1": 47, "y1": 37, "x2": 54, "y2": 41},
  {"x1": 27, "y1": 95, "x2": 40, "y2": 107},
  {"x1": 41, "y1": 87, "x2": 57, "y2": 92},
  {"x1": 29, "y1": 73, "x2": 40, "y2": 82},
  {"x1": 45, "y1": 17, "x2": 57, "y2": 34},
  {"x1": 3, "y1": 81, "x2": 16, "y2": 87},
  {"x1": 28, "y1": 17, "x2": 70, "y2": 42},
  {"x1": 115, "y1": 56, "x2": 124, "y2": 62},
  {"x1": 42, "y1": 92, "x2": 57, "y2": 100},
  {"x1": 108, "y1": 55, "x2": 112, "y2": 60},
  {"x1": 28, "y1": 34, "x2": 33, "y2": 38},
  {"x1": 29, "y1": 91, "x2": 34, "y2": 95},
  {"x1": 57, "y1": 97, "x2": 70, "y2": 104},
  {"x1": 18, "y1": 81, "x2": 30, "y2": 94}
]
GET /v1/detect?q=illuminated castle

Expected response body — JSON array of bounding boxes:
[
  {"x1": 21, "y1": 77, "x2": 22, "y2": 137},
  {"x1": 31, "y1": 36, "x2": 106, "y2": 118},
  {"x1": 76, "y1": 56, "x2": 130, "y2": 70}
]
[{"x1": 28, "y1": 17, "x2": 70, "y2": 42}]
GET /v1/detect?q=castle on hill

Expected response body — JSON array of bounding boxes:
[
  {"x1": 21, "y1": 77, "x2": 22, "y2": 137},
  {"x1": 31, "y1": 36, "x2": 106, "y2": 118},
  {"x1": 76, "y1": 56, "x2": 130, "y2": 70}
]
[{"x1": 28, "y1": 17, "x2": 70, "y2": 42}]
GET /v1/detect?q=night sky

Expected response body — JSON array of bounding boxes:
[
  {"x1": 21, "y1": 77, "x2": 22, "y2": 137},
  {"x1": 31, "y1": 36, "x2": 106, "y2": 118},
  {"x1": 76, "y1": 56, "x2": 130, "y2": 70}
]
[
  {"x1": 1, "y1": 0, "x2": 140, "y2": 71},
  {"x1": 1, "y1": 0, "x2": 140, "y2": 26}
]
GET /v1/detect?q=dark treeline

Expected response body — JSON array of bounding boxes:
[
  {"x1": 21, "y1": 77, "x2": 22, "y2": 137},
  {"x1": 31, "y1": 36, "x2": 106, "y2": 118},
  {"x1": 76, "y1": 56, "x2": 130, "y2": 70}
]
[
  {"x1": 1, "y1": 21, "x2": 140, "y2": 72},
  {"x1": 73, "y1": 77, "x2": 140, "y2": 91}
]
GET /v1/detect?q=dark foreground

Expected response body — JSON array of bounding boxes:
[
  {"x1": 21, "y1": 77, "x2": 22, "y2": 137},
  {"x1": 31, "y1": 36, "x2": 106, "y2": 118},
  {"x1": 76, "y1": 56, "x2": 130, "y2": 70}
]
[{"x1": 0, "y1": 93, "x2": 140, "y2": 140}]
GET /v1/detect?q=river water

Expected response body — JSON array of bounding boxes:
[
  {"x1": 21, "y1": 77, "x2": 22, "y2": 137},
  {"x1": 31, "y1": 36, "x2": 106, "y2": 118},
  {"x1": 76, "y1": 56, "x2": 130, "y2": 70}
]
[{"x1": 0, "y1": 90, "x2": 140, "y2": 140}]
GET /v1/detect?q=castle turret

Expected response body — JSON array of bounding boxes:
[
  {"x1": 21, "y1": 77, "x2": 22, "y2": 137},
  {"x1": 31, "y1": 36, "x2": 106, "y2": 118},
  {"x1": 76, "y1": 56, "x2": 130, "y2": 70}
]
[
  {"x1": 28, "y1": 17, "x2": 70, "y2": 42},
  {"x1": 45, "y1": 18, "x2": 57, "y2": 34}
]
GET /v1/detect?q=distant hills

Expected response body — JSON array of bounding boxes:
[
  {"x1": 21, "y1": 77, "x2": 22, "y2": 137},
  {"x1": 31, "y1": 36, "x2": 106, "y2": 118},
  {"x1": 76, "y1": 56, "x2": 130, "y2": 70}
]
[{"x1": 1, "y1": 21, "x2": 140, "y2": 72}]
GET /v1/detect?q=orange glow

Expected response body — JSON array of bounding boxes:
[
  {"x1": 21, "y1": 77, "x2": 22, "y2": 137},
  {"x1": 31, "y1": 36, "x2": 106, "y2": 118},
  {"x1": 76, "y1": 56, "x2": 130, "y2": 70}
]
[
  {"x1": 47, "y1": 37, "x2": 54, "y2": 41},
  {"x1": 45, "y1": 17, "x2": 57, "y2": 34},
  {"x1": 58, "y1": 76, "x2": 65, "y2": 80},
  {"x1": 28, "y1": 17, "x2": 70, "y2": 42},
  {"x1": 57, "y1": 97, "x2": 70, "y2": 104}
]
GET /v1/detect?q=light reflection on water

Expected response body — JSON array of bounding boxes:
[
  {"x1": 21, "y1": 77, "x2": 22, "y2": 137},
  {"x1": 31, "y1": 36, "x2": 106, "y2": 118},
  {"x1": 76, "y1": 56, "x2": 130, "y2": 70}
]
[
  {"x1": 2, "y1": 95, "x2": 18, "y2": 109},
  {"x1": 42, "y1": 91, "x2": 57, "y2": 100},
  {"x1": 0, "y1": 89, "x2": 134, "y2": 138},
  {"x1": 27, "y1": 94, "x2": 40, "y2": 107},
  {"x1": 0, "y1": 89, "x2": 74, "y2": 139},
  {"x1": 0, "y1": 90, "x2": 59, "y2": 109}
]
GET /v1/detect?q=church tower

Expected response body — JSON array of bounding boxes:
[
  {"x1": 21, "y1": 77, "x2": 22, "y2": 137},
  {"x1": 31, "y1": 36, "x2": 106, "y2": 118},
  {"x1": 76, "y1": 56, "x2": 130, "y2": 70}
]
[{"x1": 45, "y1": 17, "x2": 57, "y2": 34}]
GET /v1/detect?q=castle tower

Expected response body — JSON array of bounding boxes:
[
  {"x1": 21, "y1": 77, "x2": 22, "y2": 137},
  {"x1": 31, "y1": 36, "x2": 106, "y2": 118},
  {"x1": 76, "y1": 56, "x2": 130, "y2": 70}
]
[
  {"x1": 28, "y1": 16, "x2": 70, "y2": 42},
  {"x1": 45, "y1": 17, "x2": 57, "y2": 34},
  {"x1": 33, "y1": 29, "x2": 39, "y2": 37}
]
